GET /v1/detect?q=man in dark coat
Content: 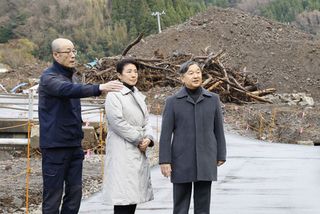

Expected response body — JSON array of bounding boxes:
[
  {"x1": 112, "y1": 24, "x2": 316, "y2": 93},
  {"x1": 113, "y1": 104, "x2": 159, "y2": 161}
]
[
  {"x1": 159, "y1": 61, "x2": 227, "y2": 214},
  {"x1": 38, "y1": 38, "x2": 123, "y2": 213}
]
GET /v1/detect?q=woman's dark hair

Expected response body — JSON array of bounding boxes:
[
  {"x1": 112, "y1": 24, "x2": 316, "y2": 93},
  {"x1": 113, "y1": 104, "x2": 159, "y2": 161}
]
[
  {"x1": 116, "y1": 58, "x2": 139, "y2": 74},
  {"x1": 178, "y1": 61, "x2": 200, "y2": 74}
]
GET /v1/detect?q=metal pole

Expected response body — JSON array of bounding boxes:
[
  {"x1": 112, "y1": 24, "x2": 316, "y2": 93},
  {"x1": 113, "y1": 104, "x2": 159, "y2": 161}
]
[
  {"x1": 157, "y1": 13, "x2": 162, "y2": 33},
  {"x1": 28, "y1": 90, "x2": 34, "y2": 120},
  {"x1": 152, "y1": 11, "x2": 165, "y2": 33},
  {"x1": 25, "y1": 89, "x2": 34, "y2": 214}
]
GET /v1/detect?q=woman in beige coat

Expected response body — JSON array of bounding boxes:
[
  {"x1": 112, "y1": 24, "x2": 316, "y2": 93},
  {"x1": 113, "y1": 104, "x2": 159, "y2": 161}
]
[{"x1": 103, "y1": 59, "x2": 154, "y2": 214}]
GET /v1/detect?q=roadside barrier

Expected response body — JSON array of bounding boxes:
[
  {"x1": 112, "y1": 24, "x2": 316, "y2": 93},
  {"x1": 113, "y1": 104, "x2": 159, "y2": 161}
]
[{"x1": 224, "y1": 104, "x2": 314, "y2": 144}]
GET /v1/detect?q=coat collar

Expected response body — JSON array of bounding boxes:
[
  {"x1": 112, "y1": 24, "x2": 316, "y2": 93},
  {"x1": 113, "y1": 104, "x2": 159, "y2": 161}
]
[
  {"x1": 120, "y1": 86, "x2": 138, "y2": 95},
  {"x1": 176, "y1": 86, "x2": 212, "y2": 104},
  {"x1": 120, "y1": 86, "x2": 147, "y2": 116},
  {"x1": 52, "y1": 61, "x2": 75, "y2": 78}
]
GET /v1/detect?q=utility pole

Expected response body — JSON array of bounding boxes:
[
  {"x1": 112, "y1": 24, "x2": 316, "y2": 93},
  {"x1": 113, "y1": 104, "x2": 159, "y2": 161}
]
[{"x1": 151, "y1": 11, "x2": 165, "y2": 33}]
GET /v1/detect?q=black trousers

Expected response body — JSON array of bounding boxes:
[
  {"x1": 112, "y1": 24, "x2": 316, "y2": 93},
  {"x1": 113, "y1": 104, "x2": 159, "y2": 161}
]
[
  {"x1": 173, "y1": 181, "x2": 212, "y2": 214},
  {"x1": 114, "y1": 204, "x2": 137, "y2": 214},
  {"x1": 42, "y1": 147, "x2": 84, "y2": 214}
]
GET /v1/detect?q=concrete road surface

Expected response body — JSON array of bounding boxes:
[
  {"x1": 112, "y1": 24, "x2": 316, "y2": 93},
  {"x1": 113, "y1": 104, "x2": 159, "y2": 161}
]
[{"x1": 79, "y1": 133, "x2": 320, "y2": 214}]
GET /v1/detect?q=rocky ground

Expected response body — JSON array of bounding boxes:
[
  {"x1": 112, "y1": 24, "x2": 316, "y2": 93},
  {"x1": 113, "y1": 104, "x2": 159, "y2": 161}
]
[
  {"x1": 0, "y1": 151, "x2": 102, "y2": 213},
  {"x1": 0, "y1": 140, "x2": 160, "y2": 213}
]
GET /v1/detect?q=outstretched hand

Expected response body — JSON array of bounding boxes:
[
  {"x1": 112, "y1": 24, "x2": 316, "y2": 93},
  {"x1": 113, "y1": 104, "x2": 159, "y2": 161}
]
[{"x1": 99, "y1": 80, "x2": 123, "y2": 92}]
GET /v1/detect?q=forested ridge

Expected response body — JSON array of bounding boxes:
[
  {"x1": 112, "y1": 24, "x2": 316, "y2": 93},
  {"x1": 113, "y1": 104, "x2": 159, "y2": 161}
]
[
  {"x1": 1, "y1": 0, "x2": 320, "y2": 66},
  {"x1": 0, "y1": 0, "x2": 230, "y2": 63}
]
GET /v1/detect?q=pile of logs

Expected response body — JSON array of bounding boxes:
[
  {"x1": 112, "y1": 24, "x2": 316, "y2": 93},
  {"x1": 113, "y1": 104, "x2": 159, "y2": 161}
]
[{"x1": 77, "y1": 34, "x2": 275, "y2": 104}]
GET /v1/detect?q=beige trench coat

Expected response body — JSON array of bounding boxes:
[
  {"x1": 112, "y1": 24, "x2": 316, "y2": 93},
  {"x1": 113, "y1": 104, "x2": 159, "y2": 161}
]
[{"x1": 102, "y1": 86, "x2": 154, "y2": 205}]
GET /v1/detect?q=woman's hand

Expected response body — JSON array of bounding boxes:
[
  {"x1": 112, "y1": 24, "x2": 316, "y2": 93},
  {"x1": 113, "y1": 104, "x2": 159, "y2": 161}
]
[{"x1": 138, "y1": 138, "x2": 151, "y2": 152}]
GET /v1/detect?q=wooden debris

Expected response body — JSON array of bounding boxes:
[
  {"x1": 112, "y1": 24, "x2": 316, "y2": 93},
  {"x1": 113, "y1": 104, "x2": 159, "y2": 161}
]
[{"x1": 76, "y1": 35, "x2": 276, "y2": 104}]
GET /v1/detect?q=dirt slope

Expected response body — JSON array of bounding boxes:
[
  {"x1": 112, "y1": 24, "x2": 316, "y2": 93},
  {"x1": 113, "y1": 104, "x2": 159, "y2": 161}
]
[{"x1": 130, "y1": 7, "x2": 320, "y2": 102}]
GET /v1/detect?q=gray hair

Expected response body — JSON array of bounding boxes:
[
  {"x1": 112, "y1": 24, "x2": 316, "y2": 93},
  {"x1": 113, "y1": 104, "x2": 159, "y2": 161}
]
[
  {"x1": 51, "y1": 38, "x2": 73, "y2": 52},
  {"x1": 178, "y1": 61, "x2": 200, "y2": 74}
]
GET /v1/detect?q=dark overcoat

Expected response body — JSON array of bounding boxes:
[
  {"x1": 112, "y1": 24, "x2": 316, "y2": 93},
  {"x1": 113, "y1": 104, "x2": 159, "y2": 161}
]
[{"x1": 159, "y1": 87, "x2": 227, "y2": 183}]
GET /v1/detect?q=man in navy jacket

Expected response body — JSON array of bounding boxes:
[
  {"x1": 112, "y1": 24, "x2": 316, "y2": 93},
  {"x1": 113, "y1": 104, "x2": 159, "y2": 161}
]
[{"x1": 38, "y1": 38, "x2": 123, "y2": 214}]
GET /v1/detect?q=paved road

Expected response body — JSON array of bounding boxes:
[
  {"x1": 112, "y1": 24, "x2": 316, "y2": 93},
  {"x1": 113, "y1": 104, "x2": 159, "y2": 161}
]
[{"x1": 79, "y1": 133, "x2": 320, "y2": 214}]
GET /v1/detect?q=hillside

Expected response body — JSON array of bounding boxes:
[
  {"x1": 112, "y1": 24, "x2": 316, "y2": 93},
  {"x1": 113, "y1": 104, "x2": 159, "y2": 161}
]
[
  {"x1": 129, "y1": 7, "x2": 320, "y2": 101},
  {"x1": 0, "y1": 0, "x2": 213, "y2": 62},
  {"x1": 1, "y1": 0, "x2": 320, "y2": 64}
]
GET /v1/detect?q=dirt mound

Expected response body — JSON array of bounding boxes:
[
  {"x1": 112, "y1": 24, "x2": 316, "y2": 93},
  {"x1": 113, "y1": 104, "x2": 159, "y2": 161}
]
[
  {"x1": 129, "y1": 7, "x2": 320, "y2": 102},
  {"x1": 0, "y1": 61, "x2": 48, "y2": 92}
]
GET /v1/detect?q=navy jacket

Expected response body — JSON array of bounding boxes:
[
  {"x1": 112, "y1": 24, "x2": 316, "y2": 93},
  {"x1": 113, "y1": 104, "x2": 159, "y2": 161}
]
[{"x1": 38, "y1": 61, "x2": 101, "y2": 149}]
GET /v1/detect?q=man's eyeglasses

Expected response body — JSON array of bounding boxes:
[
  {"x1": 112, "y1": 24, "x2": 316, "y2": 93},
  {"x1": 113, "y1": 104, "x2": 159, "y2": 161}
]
[{"x1": 56, "y1": 49, "x2": 77, "y2": 55}]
